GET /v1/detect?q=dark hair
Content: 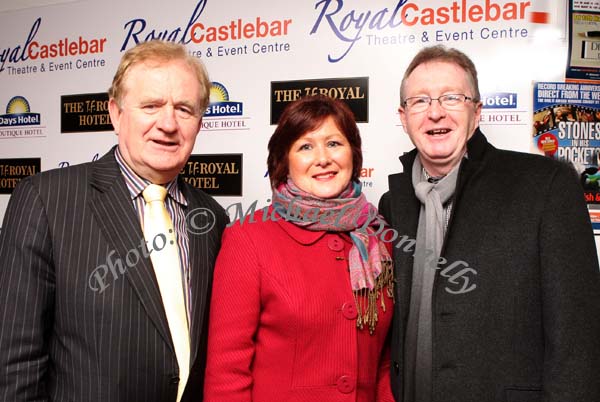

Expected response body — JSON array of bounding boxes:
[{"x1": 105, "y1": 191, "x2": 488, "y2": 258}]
[
  {"x1": 400, "y1": 45, "x2": 480, "y2": 104},
  {"x1": 267, "y1": 95, "x2": 362, "y2": 189}
]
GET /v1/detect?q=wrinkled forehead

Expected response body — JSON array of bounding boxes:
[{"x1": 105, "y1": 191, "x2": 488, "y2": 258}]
[{"x1": 121, "y1": 60, "x2": 201, "y2": 99}]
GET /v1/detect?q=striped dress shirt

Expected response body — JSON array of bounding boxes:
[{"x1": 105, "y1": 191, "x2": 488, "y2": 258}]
[{"x1": 114, "y1": 147, "x2": 193, "y2": 322}]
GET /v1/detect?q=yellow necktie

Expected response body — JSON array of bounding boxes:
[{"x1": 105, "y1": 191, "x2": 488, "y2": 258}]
[{"x1": 142, "y1": 184, "x2": 190, "y2": 402}]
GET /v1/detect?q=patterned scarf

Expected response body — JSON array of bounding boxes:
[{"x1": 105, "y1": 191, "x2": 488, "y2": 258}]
[{"x1": 272, "y1": 179, "x2": 394, "y2": 333}]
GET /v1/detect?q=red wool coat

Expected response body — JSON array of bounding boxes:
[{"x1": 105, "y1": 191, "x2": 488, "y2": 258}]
[{"x1": 204, "y1": 209, "x2": 394, "y2": 402}]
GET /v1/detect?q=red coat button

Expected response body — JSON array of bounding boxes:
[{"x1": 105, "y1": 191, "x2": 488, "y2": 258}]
[
  {"x1": 341, "y1": 302, "x2": 357, "y2": 319},
  {"x1": 336, "y1": 375, "x2": 355, "y2": 393},
  {"x1": 327, "y1": 237, "x2": 344, "y2": 251}
]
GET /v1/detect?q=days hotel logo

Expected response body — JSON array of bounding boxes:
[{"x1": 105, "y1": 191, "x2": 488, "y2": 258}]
[
  {"x1": 201, "y1": 82, "x2": 250, "y2": 132},
  {"x1": 0, "y1": 96, "x2": 40, "y2": 127},
  {"x1": 481, "y1": 92, "x2": 517, "y2": 109},
  {"x1": 479, "y1": 92, "x2": 524, "y2": 125},
  {"x1": 0, "y1": 96, "x2": 45, "y2": 139},
  {"x1": 205, "y1": 82, "x2": 242, "y2": 117}
]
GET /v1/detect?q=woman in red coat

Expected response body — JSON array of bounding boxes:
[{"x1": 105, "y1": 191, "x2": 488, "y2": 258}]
[{"x1": 204, "y1": 95, "x2": 395, "y2": 402}]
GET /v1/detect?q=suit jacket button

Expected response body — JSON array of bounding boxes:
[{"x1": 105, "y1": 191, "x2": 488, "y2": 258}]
[
  {"x1": 170, "y1": 376, "x2": 180, "y2": 384},
  {"x1": 336, "y1": 375, "x2": 355, "y2": 393},
  {"x1": 393, "y1": 362, "x2": 400, "y2": 374}
]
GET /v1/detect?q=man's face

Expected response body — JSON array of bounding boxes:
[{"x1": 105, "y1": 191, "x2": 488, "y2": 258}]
[
  {"x1": 109, "y1": 59, "x2": 203, "y2": 184},
  {"x1": 399, "y1": 60, "x2": 481, "y2": 177}
]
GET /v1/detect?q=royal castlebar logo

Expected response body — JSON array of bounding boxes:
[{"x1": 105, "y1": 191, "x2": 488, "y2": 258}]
[
  {"x1": 1, "y1": 17, "x2": 108, "y2": 75},
  {"x1": 0, "y1": 96, "x2": 45, "y2": 139},
  {"x1": 201, "y1": 82, "x2": 250, "y2": 132}
]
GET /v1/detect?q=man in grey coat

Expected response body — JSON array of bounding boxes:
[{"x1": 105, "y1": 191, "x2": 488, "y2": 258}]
[{"x1": 379, "y1": 45, "x2": 600, "y2": 402}]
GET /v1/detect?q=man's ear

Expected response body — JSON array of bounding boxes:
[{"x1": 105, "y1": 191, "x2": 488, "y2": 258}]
[
  {"x1": 398, "y1": 106, "x2": 408, "y2": 133},
  {"x1": 108, "y1": 98, "x2": 121, "y2": 134}
]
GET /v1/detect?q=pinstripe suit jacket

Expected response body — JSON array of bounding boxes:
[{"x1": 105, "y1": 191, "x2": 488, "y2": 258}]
[{"x1": 0, "y1": 148, "x2": 228, "y2": 402}]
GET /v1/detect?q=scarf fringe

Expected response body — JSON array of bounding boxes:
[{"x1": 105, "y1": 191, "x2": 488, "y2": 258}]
[{"x1": 353, "y1": 259, "x2": 395, "y2": 335}]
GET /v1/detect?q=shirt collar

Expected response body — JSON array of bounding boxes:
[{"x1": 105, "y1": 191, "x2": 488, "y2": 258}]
[{"x1": 114, "y1": 146, "x2": 187, "y2": 207}]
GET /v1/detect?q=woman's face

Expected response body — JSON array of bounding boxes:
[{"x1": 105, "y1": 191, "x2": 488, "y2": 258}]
[{"x1": 287, "y1": 116, "x2": 353, "y2": 199}]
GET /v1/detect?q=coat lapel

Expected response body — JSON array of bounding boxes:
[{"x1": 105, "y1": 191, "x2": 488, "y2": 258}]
[
  {"x1": 88, "y1": 148, "x2": 174, "y2": 352},
  {"x1": 387, "y1": 170, "x2": 420, "y2": 322},
  {"x1": 392, "y1": 130, "x2": 489, "y2": 316},
  {"x1": 443, "y1": 129, "x2": 488, "y2": 242}
]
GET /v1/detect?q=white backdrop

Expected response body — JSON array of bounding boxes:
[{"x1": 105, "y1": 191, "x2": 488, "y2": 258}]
[{"x1": 1, "y1": 0, "x2": 599, "y2": 256}]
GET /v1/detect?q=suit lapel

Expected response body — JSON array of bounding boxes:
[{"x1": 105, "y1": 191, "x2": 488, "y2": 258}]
[
  {"x1": 181, "y1": 183, "x2": 216, "y2": 364},
  {"x1": 88, "y1": 149, "x2": 174, "y2": 352}
]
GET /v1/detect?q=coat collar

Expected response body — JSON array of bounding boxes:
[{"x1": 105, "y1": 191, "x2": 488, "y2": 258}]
[
  {"x1": 385, "y1": 128, "x2": 491, "y2": 331},
  {"x1": 270, "y1": 207, "x2": 352, "y2": 246},
  {"x1": 391, "y1": 128, "x2": 490, "y2": 225}
]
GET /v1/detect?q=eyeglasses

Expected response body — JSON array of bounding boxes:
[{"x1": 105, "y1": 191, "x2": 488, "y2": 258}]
[{"x1": 403, "y1": 94, "x2": 475, "y2": 113}]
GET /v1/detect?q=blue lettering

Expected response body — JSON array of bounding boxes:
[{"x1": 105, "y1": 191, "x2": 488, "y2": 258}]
[
  {"x1": 204, "y1": 102, "x2": 243, "y2": 117},
  {"x1": 310, "y1": 0, "x2": 407, "y2": 63},
  {"x1": 180, "y1": 0, "x2": 207, "y2": 44},
  {"x1": 120, "y1": 19, "x2": 147, "y2": 50},
  {"x1": 481, "y1": 92, "x2": 518, "y2": 109},
  {"x1": 119, "y1": 0, "x2": 207, "y2": 51},
  {"x1": 0, "y1": 17, "x2": 41, "y2": 72},
  {"x1": 369, "y1": 8, "x2": 389, "y2": 29}
]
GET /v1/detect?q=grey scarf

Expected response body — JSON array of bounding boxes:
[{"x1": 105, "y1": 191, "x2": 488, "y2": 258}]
[{"x1": 404, "y1": 157, "x2": 460, "y2": 402}]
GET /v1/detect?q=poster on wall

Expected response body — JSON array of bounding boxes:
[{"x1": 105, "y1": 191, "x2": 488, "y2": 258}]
[
  {"x1": 566, "y1": 0, "x2": 600, "y2": 82},
  {"x1": 532, "y1": 81, "x2": 600, "y2": 231}
]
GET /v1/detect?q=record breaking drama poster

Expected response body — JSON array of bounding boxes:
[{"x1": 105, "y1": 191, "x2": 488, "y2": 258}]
[{"x1": 532, "y1": 81, "x2": 600, "y2": 230}]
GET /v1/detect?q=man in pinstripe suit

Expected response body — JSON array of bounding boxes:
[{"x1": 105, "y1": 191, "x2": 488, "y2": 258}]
[{"x1": 0, "y1": 40, "x2": 228, "y2": 401}]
